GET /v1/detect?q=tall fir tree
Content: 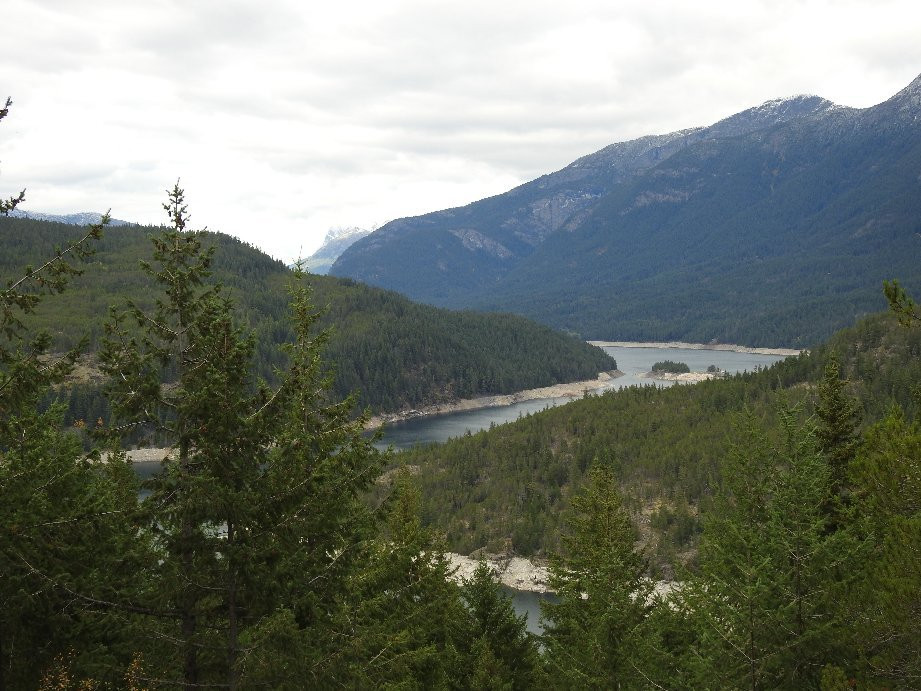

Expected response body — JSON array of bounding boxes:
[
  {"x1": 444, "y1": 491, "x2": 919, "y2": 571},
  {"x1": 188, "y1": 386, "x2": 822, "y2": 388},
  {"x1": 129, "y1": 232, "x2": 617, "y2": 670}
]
[
  {"x1": 814, "y1": 356, "x2": 860, "y2": 525},
  {"x1": 100, "y1": 184, "x2": 386, "y2": 688},
  {"x1": 0, "y1": 99, "x2": 146, "y2": 689},
  {"x1": 460, "y1": 561, "x2": 542, "y2": 690},
  {"x1": 1, "y1": 97, "x2": 143, "y2": 687},
  {"x1": 683, "y1": 407, "x2": 859, "y2": 689},
  {"x1": 540, "y1": 463, "x2": 654, "y2": 689},
  {"x1": 848, "y1": 408, "x2": 921, "y2": 686},
  {"x1": 346, "y1": 467, "x2": 468, "y2": 689},
  {"x1": 235, "y1": 273, "x2": 386, "y2": 688}
]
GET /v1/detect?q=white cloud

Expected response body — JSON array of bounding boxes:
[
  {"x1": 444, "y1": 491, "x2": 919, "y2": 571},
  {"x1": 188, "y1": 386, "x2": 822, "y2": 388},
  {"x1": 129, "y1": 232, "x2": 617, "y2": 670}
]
[{"x1": 3, "y1": 0, "x2": 920, "y2": 261}]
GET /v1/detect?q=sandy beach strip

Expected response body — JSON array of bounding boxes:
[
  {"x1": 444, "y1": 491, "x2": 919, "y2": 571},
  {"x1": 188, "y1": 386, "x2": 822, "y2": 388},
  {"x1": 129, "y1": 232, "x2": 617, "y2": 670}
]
[
  {"x1": 365, "y1": 369, "x2": 623, "y2": 430},
  {"x1": 588, "y1": 340, "x2": 802, "y2": 357}
]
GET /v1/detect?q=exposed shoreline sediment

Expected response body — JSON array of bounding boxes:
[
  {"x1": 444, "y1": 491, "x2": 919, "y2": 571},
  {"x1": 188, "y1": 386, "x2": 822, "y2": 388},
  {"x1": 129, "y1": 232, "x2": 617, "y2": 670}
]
[
  {"x1": 447, "y1": 553, "x2": 551, "y2": 593},
  {"x1": 588, "y1": 340, "x2": 802, "y2": 357},
  {"x1": 447, "y1": 552, "x2": 676, "y2": 600},
  {"x1": 365, "y1": 369, "x2": 623, "y2": 430}
]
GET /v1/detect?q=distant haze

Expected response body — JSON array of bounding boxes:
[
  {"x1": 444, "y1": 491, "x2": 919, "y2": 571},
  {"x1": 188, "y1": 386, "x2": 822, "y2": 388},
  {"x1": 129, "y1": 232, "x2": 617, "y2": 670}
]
[
  {"x1": 301, "y1": 227, "x2": 373, "y2": 274},
  {"x1": 4, "y1": 0, "x2": 921, "y2": 261}
]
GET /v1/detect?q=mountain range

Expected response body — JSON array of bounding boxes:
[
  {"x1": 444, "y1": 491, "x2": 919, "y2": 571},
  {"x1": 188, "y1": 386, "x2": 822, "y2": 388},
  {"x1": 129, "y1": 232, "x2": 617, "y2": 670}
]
[
  {"x1": 10, "y1": 209, "x2": 131, "y2": 226},
  {"x1": 331, "y1": 74, "x2": 921, "y2": 347},
  {"x1": 300, "y1": 226, "x2": 373, "y2": 274}
]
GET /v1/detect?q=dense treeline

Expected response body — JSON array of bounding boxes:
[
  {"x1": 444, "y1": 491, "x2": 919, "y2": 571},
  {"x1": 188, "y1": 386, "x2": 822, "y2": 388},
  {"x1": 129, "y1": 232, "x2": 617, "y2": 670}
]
[
  {"x1": 0, "y1": 187, "x2": 549, "y2": 688},
  {"x1": 389, "y1": 303, "x2": 921, "y2": 687},
  {"x1": 398, "y1": 309, "x2": 921, "y2": 567},
  {"x1": 651, "y1": 360, "x2": 689, "y2": 374},
  {"x1": 334, "y1": 81, "x2": 921, "y2": 349},
  {"x1": 4, "y1": 102, "x2": 920, "y2": 686},
  {"x1": 3, "y1": 207, "x2": 919, "y2": 689},
  {"x1": 0, "y1": 215, "x2": 613, "y2": 418}
]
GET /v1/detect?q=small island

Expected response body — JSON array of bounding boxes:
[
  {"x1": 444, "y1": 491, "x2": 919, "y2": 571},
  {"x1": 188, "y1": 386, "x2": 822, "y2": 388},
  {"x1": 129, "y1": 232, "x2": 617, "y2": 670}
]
[
  {"x1": 645, "y1": 360, "x2": 726, "y2": 383},
  {"x1": 651, "y1": 360, "x2": 691, "y2": 374}
]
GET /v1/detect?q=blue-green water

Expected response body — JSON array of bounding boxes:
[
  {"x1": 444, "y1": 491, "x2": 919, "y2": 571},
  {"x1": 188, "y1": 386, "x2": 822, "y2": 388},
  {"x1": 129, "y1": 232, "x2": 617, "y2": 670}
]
[
  {"x1": 376, "y1": 344, "x2": 788, "y2": 633},
  {"x1": 375, "y1": 345, "x2": 787, "y2": 450},
  {"x1": 501, "y1": 585, "x2": 557, "y2": 636},
  {"x1": 131, "y1": 344, "x2": 788, "y2": 633}
]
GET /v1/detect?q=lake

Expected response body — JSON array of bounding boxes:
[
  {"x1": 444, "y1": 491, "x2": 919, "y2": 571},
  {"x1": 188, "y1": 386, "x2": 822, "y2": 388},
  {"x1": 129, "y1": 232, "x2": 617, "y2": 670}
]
[
  {"x1": 375, "y1": 344, "x2": 789, "y2": 450},
  {"x1": 130, "y1": 343, "x2": 790, "y2": 634},
  {"x1": 377, "y1": 343, "x2": 789, "y2": 634}
]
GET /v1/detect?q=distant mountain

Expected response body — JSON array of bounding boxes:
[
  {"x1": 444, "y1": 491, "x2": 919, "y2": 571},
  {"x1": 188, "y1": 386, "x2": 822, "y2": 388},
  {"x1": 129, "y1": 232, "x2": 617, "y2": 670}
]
[
  {"x1": 10, "y1": 209, "x2": 132, "y2": 226},
  {"x1": 332, "y1": 74, "x2": 921, "y2": 348},
  {"x1": 0, "y1": 215, "x2": 614, "y2": 415},
  {"x1": 300, "y1": 226, "x2": 373, "y2": 274}
]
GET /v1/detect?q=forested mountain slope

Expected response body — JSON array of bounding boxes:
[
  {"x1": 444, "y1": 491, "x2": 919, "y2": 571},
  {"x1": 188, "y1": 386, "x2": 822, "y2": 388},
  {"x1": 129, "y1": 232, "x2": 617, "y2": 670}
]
[
  {"x1": 0, "y1": 216, "x2": 613, "y2": 414},
  {"x1": 398, "y1": 309, "x2": 921, "y2": 564},
  {"x1": 332, "y1": 74, "x2": 921, "y2": 347}
]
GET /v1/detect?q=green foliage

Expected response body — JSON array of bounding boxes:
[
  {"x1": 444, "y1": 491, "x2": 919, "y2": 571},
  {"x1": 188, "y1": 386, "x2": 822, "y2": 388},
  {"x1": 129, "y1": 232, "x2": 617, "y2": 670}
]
[
  {"x1": 884, "y1": 278, "x2": 920, "y2": 328},
  {"x1": 540, "y1": 465, "x2": 660, "y2": 688},
  {"x1": 99, "y1": 185, "x2": 387, "y2": 687},
  {"x1": 400, "y1": 374, "x2": 779, "y2": 559},
  {"x1": 682, "y1": 408, "x2": 861, "y2": 688},
  {"x1": 0, "y1": 97, "x2": 25, "y2": 216},
  {"x1": 0, "y1": 214, "x2": 614, "y2": 418},
  {"x1": 847, "y1": 408, "x2": 921, "y2": 686},
  {"x1": 398, "y1": 310, "x2": 921, "y2": 561},
  {"x1": 1, "y1": 102, "x2": 141, "y2": 687},
  {"x1": 334, "y1": 90, "x2": 921, "y2": 348},
  {"x1": 651, "y1": 359, "x2": 690, "y2": 374},
  {"x1": 4, "y1": 82, "x2": 921, "y2": 685},
  {"x1": 815, "y1": 356, "x2": 860, "y2": 525},
  {"x1": 348, "y1": 468, "x2": 467, "y2": 688},
  {"x1": 461, "y1": 562, "x2": 542, "y2": 690}
]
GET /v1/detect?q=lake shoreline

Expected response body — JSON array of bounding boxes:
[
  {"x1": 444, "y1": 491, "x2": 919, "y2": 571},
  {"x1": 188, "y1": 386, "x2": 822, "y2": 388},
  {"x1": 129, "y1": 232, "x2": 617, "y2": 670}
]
[
  {"x1": 447, "y1": 552, "x2": 677, "y2": 601},
  {"x1": 447, "y1": 552, "x2": 551, "y2": 593},
  {"x1": 588, "y1": 340, "x2": 801, "y2": 357},
  {"x1": 365, "y1": 369, "x2": 623, "y2": 430}
]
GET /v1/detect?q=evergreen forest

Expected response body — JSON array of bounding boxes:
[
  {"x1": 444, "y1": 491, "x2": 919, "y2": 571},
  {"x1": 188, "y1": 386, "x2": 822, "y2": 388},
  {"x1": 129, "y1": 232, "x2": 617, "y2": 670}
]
[
  {"x1": 0, "y1": 214, "x2": 613, "y2": 423},
  {"x1": 3, "y1": 99, "x2": 921, "y2": 689}
]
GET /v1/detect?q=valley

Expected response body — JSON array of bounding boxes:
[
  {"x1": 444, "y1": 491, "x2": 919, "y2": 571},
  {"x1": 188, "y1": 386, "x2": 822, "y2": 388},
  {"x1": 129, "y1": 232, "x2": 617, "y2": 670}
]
[{"x1": 3, "y1": 61, "x2": 921, "y2": 688}]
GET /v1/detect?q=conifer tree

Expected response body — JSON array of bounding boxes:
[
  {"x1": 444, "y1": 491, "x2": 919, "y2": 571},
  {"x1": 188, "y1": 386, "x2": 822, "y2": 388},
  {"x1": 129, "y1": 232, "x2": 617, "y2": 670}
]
[
  {"x1": 347, "y1": 467, "x2": 467, "y2": 688},
  {"x1": 815, "y1": 356, "x2": 860, "y2": 524},
  {"x1": 0, "y1": 98, "x2": 25, "y2": 216},
  {"x1": 100, "y1": 184, "x2": 228, "y2": 684},
  {"x1": 848, "y1": 408, "x2": 921, "y2": 686},
  {"x1": 841, "y1": 281, "x2": 921, "y2": 686},
  {"x1": 460, "y1": 561, "x2": 541, "y2": 690},
  {"x1": 684, "y1": 408, "x2": 858, "y2": 689},
  {"x1": 540, "y1": 463, "x2": 652, "y2": 689},
  {"x1": 100, "y1": 184, "x2": 385, "y2": 688},
  {"x1": 883, "y1": 279, "x2": 920, "y2": 327},
  {"x1": 236, "y1": 273, "x2": 386, "y2": 688},
  {"x1": 1, "y1": 97, "x2": 139, "y2": 687}
]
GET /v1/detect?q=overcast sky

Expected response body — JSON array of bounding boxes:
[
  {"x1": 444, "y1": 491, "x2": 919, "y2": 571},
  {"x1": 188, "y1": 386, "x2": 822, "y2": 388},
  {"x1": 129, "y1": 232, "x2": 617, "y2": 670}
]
[{"x1": 3, "y1": 0, "x2": 920, "y2": 261}]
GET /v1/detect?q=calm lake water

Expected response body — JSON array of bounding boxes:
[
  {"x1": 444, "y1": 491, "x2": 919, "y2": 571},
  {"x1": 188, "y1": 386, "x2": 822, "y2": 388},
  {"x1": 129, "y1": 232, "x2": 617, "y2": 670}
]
[
  {"x1": 131, "y1": 344, "x2": 789, "y2": 634},
  {"x1": 375, "y1": 345, "x2": 788, "y2": 451},
  {"x1": 501, "y1": 585, "x2": 557, "y2": 636},
  {"x1": 377, "y1": 344, "x2": 789, "y2": 635}
]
